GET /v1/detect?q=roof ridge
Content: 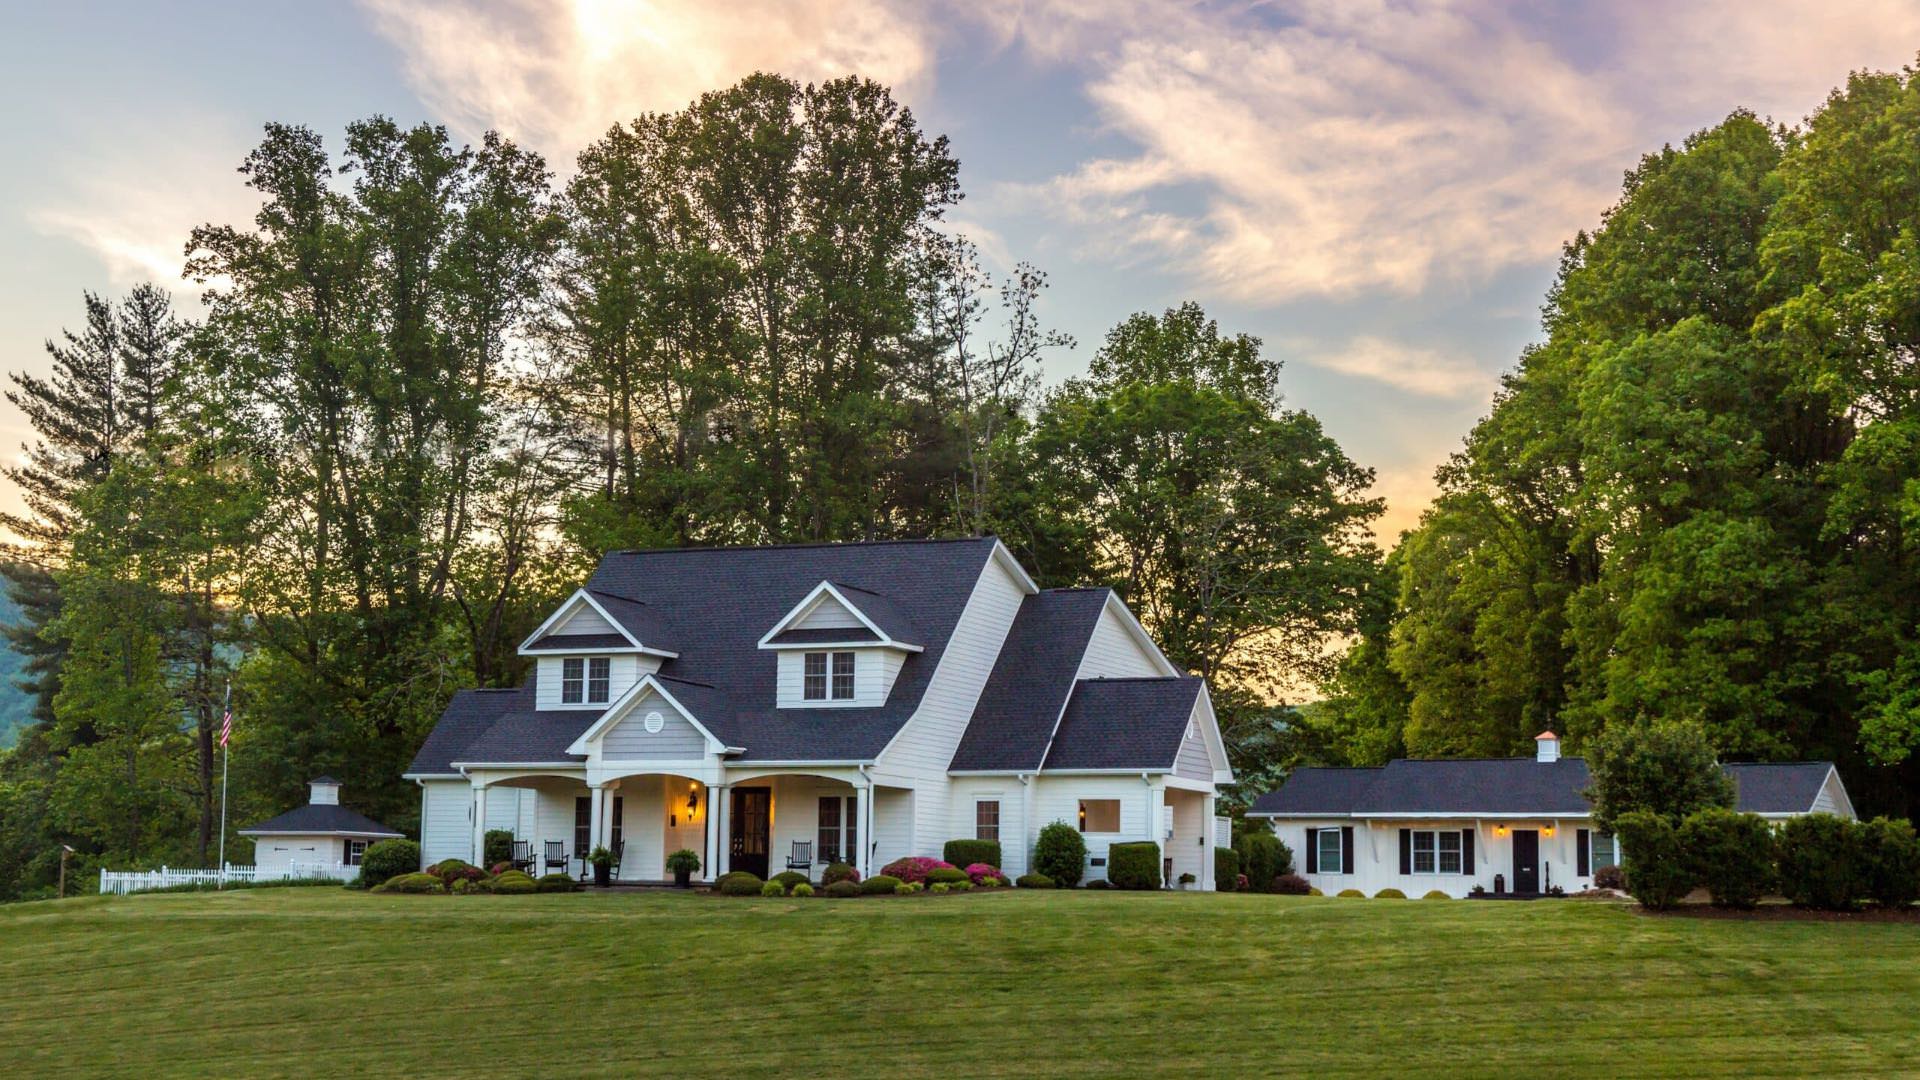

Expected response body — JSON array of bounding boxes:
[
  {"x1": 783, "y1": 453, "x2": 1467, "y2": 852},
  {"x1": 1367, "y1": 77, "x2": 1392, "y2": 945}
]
[
  {"x1": 606, "y1": 536, "x2": 996, "y2": 556},
  {"x1": 1388, "y1": 755, "x2": 1588, "y2": 764}
]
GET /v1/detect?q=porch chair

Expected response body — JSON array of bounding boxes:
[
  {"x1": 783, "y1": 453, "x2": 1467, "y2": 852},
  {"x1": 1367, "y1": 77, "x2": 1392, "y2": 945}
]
[
  {"x1": 785, "y1": 840, "x2": 812, "y2": 877},
  {"x1": 606, "y1": 841, "x2": 624, "y2": 881},
  {"x1": 510, "y1": 840, "x2": 534, "y2": 875},
  {"x1": 544, "y1": 840, "x2": 568, "y2": 878}
]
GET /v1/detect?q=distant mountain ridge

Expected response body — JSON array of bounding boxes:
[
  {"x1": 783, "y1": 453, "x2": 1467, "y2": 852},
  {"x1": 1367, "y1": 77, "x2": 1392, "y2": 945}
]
[{"x1": 0, "y1": 588, "x2": 35, "y2": 748}]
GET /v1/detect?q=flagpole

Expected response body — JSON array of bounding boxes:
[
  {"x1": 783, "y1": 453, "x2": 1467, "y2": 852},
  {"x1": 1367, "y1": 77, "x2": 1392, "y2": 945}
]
[{"x1": 217, "y1": 681, "x2": 230, "y2": 887}]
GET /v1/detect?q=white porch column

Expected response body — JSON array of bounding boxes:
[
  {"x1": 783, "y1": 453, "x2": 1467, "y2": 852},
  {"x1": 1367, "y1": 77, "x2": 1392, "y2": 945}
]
[
  {"x1": 1201, "y1": 793, "x2": 1217, "y2": 891},
  {"x1": 859, "y1": 780, "x2": 875, "y2": 879},
  {"x1": 1145, "y1": 781, "x2": 1166, "y2": 886},
  {"x1": 471, "y1": 782, "x2": 488, "y2": 866},
  {"x1": 712, "y1": 783, "x2": 730, "y2": 877},
  {"x1": 589, "y1": 784, "x2": 605, "y2": 869}
]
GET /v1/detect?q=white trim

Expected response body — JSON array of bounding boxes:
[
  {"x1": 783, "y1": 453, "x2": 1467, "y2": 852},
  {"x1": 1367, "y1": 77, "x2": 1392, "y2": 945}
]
[
  {"x1": 403, "y1": 772, "x2": 462, "y2": 781},
  {"x1": 517, "y1": 588, "x2": 682, "y2": 658},
  {"x1": 986, "y1": 539, "x2": 1040, "y2": 595},
  {"x1": 451, "y1": 762, "x2": 586, "y2": 772},
  {"x1": 726, "y1": 759, "x2": 874, "y2": 768},
  {"x1": 564, "y1": 674, "x2": 729, "y2": 756},
  {"x1": 1040, "y1": 768, "x2": 1173, "y2": 776},
  {"x1": 1098, "y1": 591, "x2": 1179, "y2": 677},
  {"x1": 236, "y1": 830, "x2": 403, "y2": 839},
  {"x1": 757, "y1": 581, "x2": 925, "y2": 653},
  {"x1": 1248, "y1": 810, "x2": 1595, "y2": 820}
]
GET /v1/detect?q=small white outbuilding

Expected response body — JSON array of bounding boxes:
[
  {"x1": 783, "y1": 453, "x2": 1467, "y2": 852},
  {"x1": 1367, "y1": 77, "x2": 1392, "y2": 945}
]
[{"x1": 238, "y1": 777, "x2": 404, "y2": 874}]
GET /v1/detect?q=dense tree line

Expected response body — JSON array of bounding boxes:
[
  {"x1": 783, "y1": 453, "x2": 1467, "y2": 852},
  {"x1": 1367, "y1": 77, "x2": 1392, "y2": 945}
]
[
  {"x1": 1312, "y1": 68, "x2": 1920, "y2": 817},
  {"x1": 0, "y1": 73, "x2": 1379, "y2": 899}
]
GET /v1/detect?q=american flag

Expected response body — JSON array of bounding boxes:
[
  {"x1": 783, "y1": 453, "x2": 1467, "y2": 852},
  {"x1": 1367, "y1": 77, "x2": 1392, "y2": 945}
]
[{"x1": 218, "y1": 706, "x2": 232, "y2": 748}]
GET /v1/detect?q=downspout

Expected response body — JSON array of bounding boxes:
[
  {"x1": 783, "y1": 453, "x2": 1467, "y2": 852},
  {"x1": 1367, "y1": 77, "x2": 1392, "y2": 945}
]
[{"x1": 858, "y1": 763, "x2": 874, "y2": 878}]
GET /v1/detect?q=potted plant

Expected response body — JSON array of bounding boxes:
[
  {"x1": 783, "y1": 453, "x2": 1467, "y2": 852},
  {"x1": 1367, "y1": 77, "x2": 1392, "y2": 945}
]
[
  {"x1": 666, "y1": 848, "x2": 701, "y2": 888},
  {"x1": 1177, "y1": 872, "x2": 1197, "y2": 891},
  {"x1": 588, "y1": 845, "x2": 614, "y2": 888}
]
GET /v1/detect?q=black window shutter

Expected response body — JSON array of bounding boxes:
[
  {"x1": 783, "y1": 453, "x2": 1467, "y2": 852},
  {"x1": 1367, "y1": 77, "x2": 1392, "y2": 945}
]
[
  {"x1": 1305, "y1": 829, "x2": 1318, "y2": 874},
  {"x1": 1341, "y1": 826, "x2": 1355, "y2": 875},
  {"x1": 342, "y1": 838, "x2": 351, "y2": 864},
  {"x1": 1398, "y1": 829, "x2": 1411, "y2": 875},
  {"x1": 1461, "y1": 829, "x2": 1474, "y2": 875},
  {"x1": 1577, "y1": 829, "x2": 1591, "y2": 877}
]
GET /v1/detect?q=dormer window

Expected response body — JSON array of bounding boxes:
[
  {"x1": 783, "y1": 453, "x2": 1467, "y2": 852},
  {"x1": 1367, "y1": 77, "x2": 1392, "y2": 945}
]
[
  {"x1": 804, "y1": 651, "x2": 856, "y2": 701},
  {"x1": 562, "y1": 657, "x2": 612, "y2": 705}
]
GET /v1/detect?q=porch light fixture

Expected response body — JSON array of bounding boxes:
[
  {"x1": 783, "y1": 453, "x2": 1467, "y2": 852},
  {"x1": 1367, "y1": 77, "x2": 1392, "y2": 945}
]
[
  {"x1": 1543, "y1": 827, "x2": 1555, "y2": 838},
  {"x1": 687, "y1": 788, "x2": 699, "y2": 815},
  {"x1": 1494, "y1": 825, "x2": 1508, "y2": 837}
]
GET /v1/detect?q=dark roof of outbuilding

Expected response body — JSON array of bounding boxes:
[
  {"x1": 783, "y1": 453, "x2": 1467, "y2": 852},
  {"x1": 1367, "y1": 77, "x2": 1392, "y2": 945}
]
[
  {"x1": 1249, "y1": 757, "x2": 1844, "y2": 818},
  {"x1": 949, "y1": 589, "x2": 1111, "y2": 772},
  {"x1": 1041, "y1": 677, "x2": 1204, "y2": 771},
  {"x1": 239, "y1": 803, "x2": 402, "y2": 838},
  {"x1": 523, "y1": 633, "x2": 633, "y2": 652}
]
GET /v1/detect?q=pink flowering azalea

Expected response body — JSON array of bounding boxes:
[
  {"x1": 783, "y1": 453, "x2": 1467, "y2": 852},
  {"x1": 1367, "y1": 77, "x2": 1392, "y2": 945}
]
[
  {"x1": 964, "y1": 862, "x2": 1006, "y2": 886},
  {"x1": 880, "y1": 856, "x2": 955, "y2": 884}
]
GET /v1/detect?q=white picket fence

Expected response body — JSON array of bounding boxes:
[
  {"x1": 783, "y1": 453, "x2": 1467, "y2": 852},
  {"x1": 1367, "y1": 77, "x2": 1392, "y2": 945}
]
[{"x1": 99, "y1": 862, "x2": 357, "y2": 896}]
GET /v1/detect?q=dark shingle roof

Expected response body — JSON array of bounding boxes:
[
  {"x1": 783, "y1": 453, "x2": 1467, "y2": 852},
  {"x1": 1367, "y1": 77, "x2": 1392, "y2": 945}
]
[
  {"x1": 586, "y1": 590, "x2": 676, "y2": 650},
  {"x1": 1250, "y1": 757, "x2": 1845, "y2": 818},
  {"x1": 766, "y1": 626, "x2": 882, "y2": 646},
  {"x1": 949, "y1": 589, "x2": 1110, "y2": 771},
  {"x1": 524, "y1": 633, "x2": 633, "y2": 651},
  {"x1": 239, "y1": 803, "x2": 403, "y2": 837},
  {"x1": 408, "y1": 687, "x2": 531, "y2": 774},
  {"x1": 826, "y1": 582, "x2": 924, "y2": 645},
  {"x1": 1725, "y1": 763, "x2": 1833, "y2": 814},
  {"x1": 1041, "y1": 677, "x2": 1203, "y2": 771}
]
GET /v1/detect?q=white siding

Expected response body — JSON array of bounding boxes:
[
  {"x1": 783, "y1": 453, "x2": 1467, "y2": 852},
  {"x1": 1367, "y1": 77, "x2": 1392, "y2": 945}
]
[
  {"x1": 872, "y1": 787, "x2": 914, "y2": 867},
  {"x1": 761, "y1": 774, "x2": 862, "y2": 878},
  {"x1": 1029, "y1": 775, "x2": 1155, "y2": 883},
  {"x1": 534, "y1": 653, "x2": 662, "y2": 711},
  {"x1": 253, "y1": 835, "x2": 339, "y2": 873},
  {"x1": 483, "y1": 787, "x2": 530, "y2": 836},
  {"x1": 947, "y1": 777, "x2": 1026, "y2": 876},
  {"x1": 774, "y1": 647, "x2": 907, "y2": 708},
  {"x1": 1813, "y1": 769, "x2": 1856, "y2": 818},
  {"x1": 1174, "y1": 716, "x2": 1212, "y2": 781},
  {"x1": 419, "y1": 780, "x2": 473, "y2": 867},
  {"x1": 553, "y1": 602, "x2": 618, "y2": 636},
  {"x1": 1267, "y1": 817, "x2": 1593, "y2": 898},
  {"x1": 792, "y1": 594, "x2": 866, "y2": 631},
  {"x1": 533, "y1": 784, "x2": 585, "y2": 868},
  {"x1": 1079, "y1": 603, "x2": 1166, "y2": 678},
  {"x1": 601, "y1": 688, "x2": 708, "y2": 758}
]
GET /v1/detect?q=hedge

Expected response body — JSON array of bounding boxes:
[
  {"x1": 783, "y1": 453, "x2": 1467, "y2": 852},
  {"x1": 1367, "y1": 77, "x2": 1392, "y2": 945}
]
[
  {"x1": 716, "y1": 872, "x2": 764, "y2": 897},
  {"x1": 1679, "y1": 808, "x2": 1773, "y2": 909},
  {"x1": 483, "y1": 830, "x2": 514, "y2": 869},
  {"x1": 1613, "y1": 810, "x2": 1692, "y2": 910},
  {"x1": 860, "y1": 875, "x2": 904, "y2": 895},
  {"x1": 943, "y1": 839, "x2": 1001, "y2": 869},
  {"x1": 771, "y1": 870, "x2": 810, "y2": 891},
  {"x1": 535, "y1": 874, "x2": 577, "y2": 893},
  {"x1": 373, "y1": 872, "x2": 445, "y2": 895},
  {"x1": 821, "y1": 862, "x2": 860, "y2": 886},
  {"x1": 359, "y1": 839, "x2": 420, "y2": 889},
  {"x1": 1107, "y1": 841, "x2": 1161, "y2": 890},
  {"x1": 1237, "y1": 832, "x2": 1282, "y2": 893},
  {"x1": 1777, "y1": 813, "x2": 1864, "y2": 910},
  {"x1": 1214, "y1": 847, "x2": 1240, "y2": 893},
  {"x1": 825, "y1": 880, "x2": 860, "y2": 898},
  {"x1": 1273, "y1": 873, "x2": 1310, "y2": 895},
  {"x1": 1861, "y1": 816, "x2": 1920, "y2": 908},
  {"x1": 926, "y1": 866, "x2": 969, "y2": 886},
  {"x1": 1016, "y1": 873, "x2": 1054, "y2": 889},
  {"x1": 1033, "y1": 821, "x2": 1087, "y2": 887},
  {"x1": 490, "y1": 871, "x2": 535, "y2": 895}
]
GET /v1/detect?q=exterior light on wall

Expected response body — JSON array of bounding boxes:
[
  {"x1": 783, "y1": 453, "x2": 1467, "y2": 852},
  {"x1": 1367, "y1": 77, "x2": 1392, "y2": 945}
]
[
  {"x1": 687, "y1": 787, "x2": 699, "y2": 816},
  {"x1": 1543, "y1": 827, "x2": 1555, "y2": 837},
  {"x1": 1494, "y1": 825, "x2": 1508, "y2": 837}
]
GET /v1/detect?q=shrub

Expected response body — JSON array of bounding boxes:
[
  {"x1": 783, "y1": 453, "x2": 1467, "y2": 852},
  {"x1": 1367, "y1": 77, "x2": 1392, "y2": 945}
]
[
  {"x1": 963, "y1": 862, "x2": 1006, "y2": 886},
  {"x1": 450, "y1": 877, "x2": 480, "y2": 895},
  {"x1": 1272, "y1": 873, "x2": 1311, "y2": 895},
  {"x1": 1585, "y1": 719, "x2": 1735, "y2": 832},
  {"x1": 717, "y1": 872, "x2": 765, "y2": 897},
  {"x1": 1374, "y1": 888, "x2": 1406, "y2": 899},
  {"x1": 359, "y1": 839, "x2": 421, "y2": 889},
  {"x1": 373, "y1": 872, "x2": 445, "y2": 895},
  {"x1": 881, "y1": 857, "x2": 954, "y2": 886},
  {"x1": 1235, "y1": 874, "x2": 1249, "y2": 891},
  {"x1": 426, "y1": 859, "x2": 486, "y2": 885},
  {"x1": 1613, "y1": 810, "x2": 1693, "y2": 910},
  {"x1": 980, "y1": 876, "x2": 1001, "y2": 887},
  {"x1": 535, "y1": 874, "x2": 576, "y2": 893},
  {"x1": 1108, "y1": 842, "x2": 1161, "y2": 890},
  {"x1": 761, "y1": 880, "x2": 786, "y2": 897},
  {"x1": 490, "y1": 871, "x2": 535, "y2": 895},
  {"x1": 665, "y1": 849, "x2": 702, "y2": 876},
  {"x1": 483, "y1": 830, "x2": 514, "y2": 868},
  {"x1": 1308, "y1": 886, "x2": 1323, "y2": 896},
  {"x1": 1336, "y1": 888, "x2": 1365, "y2": 898},
  {"x1": 1236, "y1": 832, "x2": 1282, "y2": 894},
  {"x1": 1678, "y1": 808, "x2": 1773, "y2": 909},
  {"x1": 943, "y1": 839, "x2": 1001, "y2": 869},
  {"x1": 927, "y1": 866, "x2": 970, "y2": 886},
  {"x1": 822, "y1": 862, "x2": 860, "y2": 886},
  {"x1": 950, "y1": 879, "x2": 973, "y2": 891},
  {"x1": 931, "y1": 882, "x2": 951, "y2": 894},
  {"x1": 1214, "y1": 847, "x2": 1240, "y2": 892},
  {"x1": 772, "y1": 870, "x2": 810, "y2": 891},
  {"x1": 1084, "y1": 878, "x2": 1110, "y2": 890},
  {"x1": 791, "y1": 882, "x2": 814, "y2": 898},
  {"x1": 1776, "y1": 813, "x2": 1864, "y2": 911},
  {"x1": 894, "y1": 883, "x2": 914, "y2": 895},
  {"x1": 488, "y1": 861, "x2": 514, "y2": 877},
  {"x1": 1016, "y1": 873, "x2": 1054, "y2": 889},
  {"x1": 1034, "y1": 821, "x2": 1087, "y2": 887},
  {"x1": 825, "y1": 880, "x2": 861, "y2": 899},
  {"x1": 1860, "y1": 816, "x2": 1920, "y2": 909},
  {"x1": 1422, "y1": 890, "x2": 1451, "y2": 900},
  {"x1": 860, "y1": 875, "x2": 904, "y2": 895},
  {"x1": 1594, "y1": 864, "x2": 1627, "y2": 891}
]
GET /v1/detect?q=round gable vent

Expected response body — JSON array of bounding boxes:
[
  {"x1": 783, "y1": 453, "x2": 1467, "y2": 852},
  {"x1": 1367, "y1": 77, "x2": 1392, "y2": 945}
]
[{"x1": 643, "y1": 710, "x2": 666, "y2": 734}]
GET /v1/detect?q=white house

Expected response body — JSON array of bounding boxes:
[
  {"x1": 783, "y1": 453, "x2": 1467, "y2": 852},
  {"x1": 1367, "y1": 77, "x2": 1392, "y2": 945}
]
[
  {"x1": 238, "y1": 776, "x2": 403, "y2": 874},
  {"x1": 1246, "y1": 732, "x2": 1855, "y2": 898},
  {"x1": 405, "y1": 537, "x2": 1234, "y2": 886}
]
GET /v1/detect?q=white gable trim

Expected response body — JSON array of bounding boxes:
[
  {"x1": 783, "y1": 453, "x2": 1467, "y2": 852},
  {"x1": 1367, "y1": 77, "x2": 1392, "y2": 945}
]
[
  {"x1": 564, "y1": 674, "x2": 729, "y2": 756},
  {"x1": 517, "y1": 589, "x2": 679, "y2": 657},
  {"x1": 1817, "y1": 764, "x2": 1856, "y2": 818},
  {"x1": 1173, "y1": 683, "x2": 1235, "y2": 784},
  {"x1": 1100, "y1": 592, "x2": 1179, "y2": 677},
  {"x1": 757, "y1": 580, "x2": 925, "y2": 652}
]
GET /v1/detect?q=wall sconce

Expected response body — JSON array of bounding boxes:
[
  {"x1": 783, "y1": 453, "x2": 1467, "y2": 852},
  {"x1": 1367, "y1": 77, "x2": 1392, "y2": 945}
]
[
  {"x1": 1543, "y1": 827, "x2": 1555, "y2": 838},
  {"x1": 687, "y1": 788, "x2": 699, "y2": 816},
  {"x1": 1494, "y1": 825, "x2": 1508, "y2": 837}
]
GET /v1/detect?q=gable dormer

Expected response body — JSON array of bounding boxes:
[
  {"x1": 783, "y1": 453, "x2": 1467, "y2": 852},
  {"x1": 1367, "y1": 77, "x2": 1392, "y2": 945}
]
[
  {"x1": 519, "y1": 589, "x2": 678, "y2": 711},
  {"x1": 759, "y1": 581, "x2": 923, "y2": 708}
]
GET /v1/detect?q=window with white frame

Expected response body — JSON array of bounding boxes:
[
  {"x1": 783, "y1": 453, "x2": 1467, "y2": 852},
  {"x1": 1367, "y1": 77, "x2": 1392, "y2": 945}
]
[
  {"x1": 345, "y1": 839, "x2": 368, "y2": 866},
  {"x1": 831, "y1": 651, "x2": 855, "y2": 699},
  {"x1": 1594, "y1": 833, "x2": 1619, "y2": 870},
  {"x1": 1316, "y1": 828, "x2": 1343, "y2": 874},
  {"x1": 587, "y1": 656, "x2": 610, "y2": 703},
  {"x1": 818, "y1": 796, "x2": 842, "y2": 862},
  {"x1": 803, "y1": 651, "x2": 856, "y2": 701},
  {"x1": 1411, "y1": 829, "x2": 1464, "y2": 874},
  {"x1": 803, "y1": 653, "x2": 828, "y2": 700},
  {"x1": 976, "y1": 799, "x2": 1000, "y2": 841},
  {"x1": 817, "y1": 794, "x2": 858, "y2": 864},
  {"x1": 561, "y1": 658, "x2": 585, "y2": 704},
  {"x1": 1078, "y1": 799, "x2": 1120, "y2": 833}
]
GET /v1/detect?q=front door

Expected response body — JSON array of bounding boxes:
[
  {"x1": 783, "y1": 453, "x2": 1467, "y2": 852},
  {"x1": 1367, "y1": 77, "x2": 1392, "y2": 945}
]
[
  {"x1": 730, "y1": 787, "x2": 771, "y2": 879},
  {"x1": 1512, "y1": 829, "x2": 1540, "y2": 894}
]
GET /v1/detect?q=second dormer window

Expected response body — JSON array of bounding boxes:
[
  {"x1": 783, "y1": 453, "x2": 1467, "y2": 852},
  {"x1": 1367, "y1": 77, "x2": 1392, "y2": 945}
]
[
  {"x1": 804, "y1": 651, "x2": 856, "y2": 701},
  {"x1": 562, "y1": 657, "x2": 612, "y2": 705}
]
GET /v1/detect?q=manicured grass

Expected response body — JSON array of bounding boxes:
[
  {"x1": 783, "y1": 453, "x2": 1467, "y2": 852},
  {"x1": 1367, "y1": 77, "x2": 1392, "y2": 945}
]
[{"x1": 4, "y1": 889, "x2": 1919, "y2": 1076}]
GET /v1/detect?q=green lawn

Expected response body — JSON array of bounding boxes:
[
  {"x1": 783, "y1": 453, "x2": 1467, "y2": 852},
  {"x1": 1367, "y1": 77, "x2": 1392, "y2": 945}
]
[{"x1": 3, "y1": 889, "x2": 1917, "y2": 1077}]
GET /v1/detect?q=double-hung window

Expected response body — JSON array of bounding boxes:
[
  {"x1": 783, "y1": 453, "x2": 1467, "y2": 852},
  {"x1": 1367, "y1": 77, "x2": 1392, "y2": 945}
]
[
  {"x1": 831, "y1": 652, "x2": 855, "y2": 699},
  {"x1": 1593, "y1": 833, "x2": 1618, "y2": 870},
  {"x1": 976, "y1": 800, "x2": 1001, "y2": 841},
  {"x1": 818, "y1": 795, "x2": 858, "y2": 864},
  {"x1": 803, "y1": 652, "x2": 856, "y2": 701},
  {"x1": 1410, "y1": 829, "x2": 1464, "y2": 874},
  {"x1": 1317, "y1": 828, "x2": 1343, "y2": 874},
  {"x1": 561, "y1": 658, "x2": 585, "y2": 704},
  {"x1": 344, "y1": 839, "x2": 368, "y2": 867},
  {"x1": 803, "y1": 653, "x2": 828, "y2": 700},
  {"x1": 587, "y1": 657, "x2": 610, "y2": 703},
  {"x1": 574, "y1": 796, "x2": 592, "y2": 856}
]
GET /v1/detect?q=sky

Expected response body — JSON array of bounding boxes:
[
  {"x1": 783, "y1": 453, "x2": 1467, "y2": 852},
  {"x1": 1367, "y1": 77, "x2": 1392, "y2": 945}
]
[{"x1": 2, "y1": 1, "x2": 1918, "y2": 540}]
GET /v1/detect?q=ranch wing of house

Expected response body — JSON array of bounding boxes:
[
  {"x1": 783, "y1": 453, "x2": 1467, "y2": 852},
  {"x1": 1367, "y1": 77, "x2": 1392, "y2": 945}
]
[
  {"x1": 1246, "y1": 734, "x2": 1854, "y2": 898},
  {"x1": 404, "y1": 537, "x2": 1234, "y2": 886}
]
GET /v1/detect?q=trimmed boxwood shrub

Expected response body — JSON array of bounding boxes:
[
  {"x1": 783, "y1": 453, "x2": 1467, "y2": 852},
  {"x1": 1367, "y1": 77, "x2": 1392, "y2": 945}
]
[
  {"x1": 535, "y1": 873, "x2": 577, "y2": 893},
  {"x1": 1016, "y1": 873, "x2": 1054, "y2": 889},
  {"x1": 373, "y1": 872, "x2": 446, "y2": 895},
  {"x1": 1374, "y1": 888, "x2": 1407, "y2": 899},
  {"x1": 427, "y1": 859, "x2": 487, "y2": 885},
  {"x1": 1422, "y1": 890, "x2": 1451, "y2": 900},
  {"x1": 1776, "y1": 813, "x2": 1864, "y2": 911},
  {"x1": 821, "y1": 862, "x2": 860, "y2": 886},
  {"x1": 859, "y1": 874, "x2": 904, "y2": 895},
  {"x1": 760, "y1": 880, "x2": 785, "y2": 897},
  {"x1": 359, "y1": 839, "x2": 420, "y2": 889},
  {"x1": 1214, "y1": 847, "x2": 1240, "y2": 893},
  {"x1": 1336, "y1": 888, "x2": 1365, "y2": 898},
  {"x1": 1272, "y1": 873, "x2": 1310, "y2": 895},
  {"x1": 1307, "y1": 886, "x2": 1323, "y2": 896},
  {"x1": 1613, "y1": 810, "x2": 1692, "y2": 910},
  {"x1": 716, "y1": 872, "x2": 764, "y2": 897},
  {"x1": 1594, "y1": 864, "x2": 1627, "y2": 891},
  {"x1": 894, "y1": 883, "x2": 914, "y2": 895},
  {"x1": 771, "y1": 870, "x2": 809, "y2": 891},
  {"x1": 1108, "y1": 841, "x2": 1161, "y2": 890},
  {"x1": 943, "y1": 839, "x2": 1001, "y2": 869},
  {"x1": 1861, "y1": 816, "x2": 1920, "y2": 909},
  {"x1": 825, "y1": 880, "x2": 860, "y2": 898},
  {"x1": 490, "y1": 870, "x2": 535, "y2": 894},
  {"x1": 927, "y1": 866, "x2": 970, "y2": 886},
  {"x1": 791, "y1": 882, "x2": 814, "y2": 897},
  {"x1": 1236, "y1": 832, "x2": 1282, "y2": 893},
  {"x1": 1034, "y1": 821, "x2": 1087, "y2": 887},
  {"x1": 1678, "y1": 808, "x2": 1773, "y2": 909},
  {"x1": 880, "y1": 857, "x2": 953, "y2": 885},
  {"x1": 483, "y1": 830, "x2": 514, "y2": 869}
]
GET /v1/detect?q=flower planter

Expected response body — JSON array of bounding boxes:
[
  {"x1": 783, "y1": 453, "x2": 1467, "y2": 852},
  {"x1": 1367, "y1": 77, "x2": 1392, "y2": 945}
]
[
  {"x1": 593, "y1": 863, "x2": 611, "y2": 888},
  {"x1": 674, "y1": 866, "x2": 692, "y2": 888}
]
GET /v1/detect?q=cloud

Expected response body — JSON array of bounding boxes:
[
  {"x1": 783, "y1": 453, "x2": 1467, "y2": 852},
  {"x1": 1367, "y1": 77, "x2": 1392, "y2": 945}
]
[
  {"x1": 1301, "y1": 336, "x2": 1494, "y2": 400},
  {"x1": 358, "y1": 0, "x2": 941, "y2": 166}
]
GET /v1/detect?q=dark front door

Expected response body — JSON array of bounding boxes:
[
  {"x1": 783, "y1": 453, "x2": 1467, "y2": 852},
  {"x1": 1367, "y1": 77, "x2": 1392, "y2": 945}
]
[
  {"x1": 730, "y1": 787, "x2": 771, "y2": 879},
  {"x1": 1512, "y1": 829, "x2": 1540, "y2": 894}
]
